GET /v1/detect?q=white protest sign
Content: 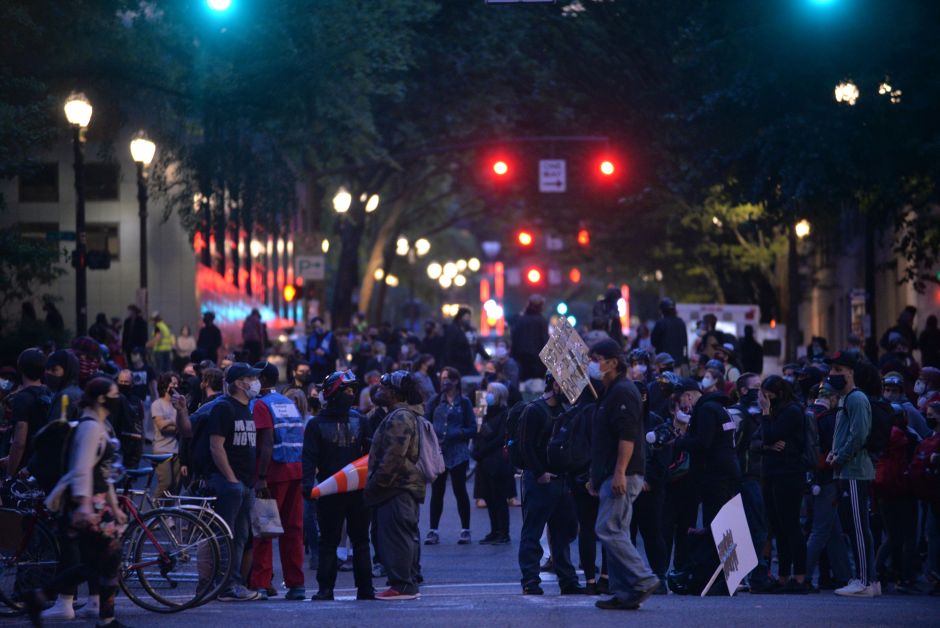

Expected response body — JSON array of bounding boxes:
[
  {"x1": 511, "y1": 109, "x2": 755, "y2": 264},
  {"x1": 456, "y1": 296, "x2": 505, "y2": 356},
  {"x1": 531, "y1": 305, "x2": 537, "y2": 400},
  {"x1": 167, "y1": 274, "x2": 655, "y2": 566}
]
[
  {"x1": 538, "y1": 315, "x2": 593, "y2": 404},
  {"x1": 703, "y1": 493, "x2": 757, "y2": 596}
]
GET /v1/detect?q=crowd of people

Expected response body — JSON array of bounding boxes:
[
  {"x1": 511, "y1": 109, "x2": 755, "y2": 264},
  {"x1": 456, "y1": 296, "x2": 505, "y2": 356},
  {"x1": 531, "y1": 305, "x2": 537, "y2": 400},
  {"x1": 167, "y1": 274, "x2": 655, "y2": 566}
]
[{"x1": 0, "y1": 295, "x2": 938, "y2": 624}]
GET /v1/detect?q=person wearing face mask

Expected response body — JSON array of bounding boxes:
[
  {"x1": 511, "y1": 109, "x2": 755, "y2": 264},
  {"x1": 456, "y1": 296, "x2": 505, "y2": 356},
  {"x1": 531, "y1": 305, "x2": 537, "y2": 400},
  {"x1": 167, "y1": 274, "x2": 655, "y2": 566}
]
[
  {"x1": 882, "y1": 372, "x2": 931, "y2": 438},
  {"x1": 206, "y1": 363, "x2": 261, "y2": 601},
  {"x1": 127, "y1": 347, "x2": 156, "y2": 403},
  {"x1": 915, "y1": 367, "x2": 940, "y2": 415},
  {"x1": 283, "y1": 360, "x2": 313, "y2": 395},
  {"x1": 588, "y1": 338, "x2": 658, "y2": 610},
  {"x1": 442, "y1": 308, "x2": 478, "y2": 377},
  {"x1": 71, "y1": 336, "x2": 104, "y2": 388},
  {"x1": 302, "y1": 370, "x2": 374, "y2": 601},
  {"x1": 472, "y1": 382, "x2": 513, "y2": 544},
  {"x1": 758, "y1": 375, "x2": 810, "y2": 593},
  {"x1": 492, "y1": 340, "x2": 521, "y2": 393},
  {"x1": 825, "y1": 351, "x2": 877, "y2": 598},
  {"x1": 45, "y1": 350, "x2": 82, "y2": 421},
  {"x1": 426, "y1": 367, "x2": 477, "y2": 545},
  {"x1": 151, "y1": 372, "x2": 189, "y2": 498},
  {"x1": 700, "y1": 360, "x2": 725, "y2": 395},
  {"x1": 107, "y1": 370, "x2": 143, "y2": 474},
  {"x1": 661, "y1": 390, "x2": 698, "y2": 571},
  {"x1": 25, "y1": 377, "x2": 128, "y2": 627},
  {"x1": 249, "y1": 362, "x2": 307, "y2": 600},
  {"x1": 410, "y1": 354, "x2": 437, "y2": 403},
  {"x1": 727, "y1": 373, "x2": 772, "y2": 592},
  {"x1": 626, "y1": 349, "x2": 652, "y2": 384},
  {"x1": 306, "y1": 317, "x2": 339, "y2": 385}
]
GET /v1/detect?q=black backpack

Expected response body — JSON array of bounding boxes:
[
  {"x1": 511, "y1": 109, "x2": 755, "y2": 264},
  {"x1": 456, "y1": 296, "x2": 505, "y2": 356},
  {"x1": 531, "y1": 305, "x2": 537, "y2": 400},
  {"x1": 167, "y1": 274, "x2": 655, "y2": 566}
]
[
  {"x1": 504, "y1": 400, "x2": 529, "y2": 470},
  {"x1": 27, "y1": 417, "x2": 93, "y2": 492},
  {"x1": 189, "y1": 396, "x2": 226, "y2": 478},
  {"x1": 546, "y1": 402, "x2": 594, "y2": 473},
  {"x1": 865, "y1": 396, "x2": 894, "y2": 457}
]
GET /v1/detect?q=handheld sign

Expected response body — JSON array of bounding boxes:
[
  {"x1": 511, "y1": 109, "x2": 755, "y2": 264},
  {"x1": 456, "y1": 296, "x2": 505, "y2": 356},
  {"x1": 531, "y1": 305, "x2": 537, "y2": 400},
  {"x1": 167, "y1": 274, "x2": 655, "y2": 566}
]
[
  {"x1": 701, "y1": 493, "x2": 758, "y2": 597},
  {"x1": 539, "y1": 316, "x2": 596, "y2": 404}
]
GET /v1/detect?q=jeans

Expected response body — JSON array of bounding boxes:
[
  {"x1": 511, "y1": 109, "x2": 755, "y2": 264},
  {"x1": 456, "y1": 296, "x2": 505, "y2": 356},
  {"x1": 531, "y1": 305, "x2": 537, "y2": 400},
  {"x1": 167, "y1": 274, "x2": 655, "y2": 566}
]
[
  {"x1": 740, "y1": 478, "x2": 770, "y2": 584},
  {"x1": 209, "y1": 474, "x2": 254, "y2": 589},
  {"x1": 805, "y1": 482, "x2": 852, "y2": 584},
  {"x1": 429, "y1": 460, "x2": 471, "y2": 530},
  {"x1": 518, "y1": 472, "x2": 578, "y2": 588},
  {"x1": 595, "y1": 475, "x2": 657, "y2": 600},
  {"x1": 764, "y1": 472, "x2": 807, "y2": 577},
  {"x1": 315, "y1": 492, "x2": 373, "y2": 593},
  {"x1": 839, "y1": 479, "x2": 875, "y2": 585},
  {"x1": 374, "y1": 492, "x2": 421, "y2": 594}
]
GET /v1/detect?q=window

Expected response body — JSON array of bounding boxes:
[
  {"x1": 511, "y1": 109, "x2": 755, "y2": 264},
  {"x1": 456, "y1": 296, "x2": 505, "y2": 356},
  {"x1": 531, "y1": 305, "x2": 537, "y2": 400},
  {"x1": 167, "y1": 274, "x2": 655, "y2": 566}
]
[
  {"x1": 85, "y1": 162, "x2": 120, "y2": 201},
  {"x1": 87, "y1": 223, "x2": 120, "y2": 260},
  {"x1": 18, "y1": 163, "x2": 59, "y2": 202}
]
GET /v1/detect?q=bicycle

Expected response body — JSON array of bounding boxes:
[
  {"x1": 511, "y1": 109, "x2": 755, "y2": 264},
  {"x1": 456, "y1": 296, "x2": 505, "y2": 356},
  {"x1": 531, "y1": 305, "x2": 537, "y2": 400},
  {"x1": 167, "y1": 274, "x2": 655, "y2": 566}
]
[{"x1": 0, "y1": 479, "x2": 59, "y2": 615}]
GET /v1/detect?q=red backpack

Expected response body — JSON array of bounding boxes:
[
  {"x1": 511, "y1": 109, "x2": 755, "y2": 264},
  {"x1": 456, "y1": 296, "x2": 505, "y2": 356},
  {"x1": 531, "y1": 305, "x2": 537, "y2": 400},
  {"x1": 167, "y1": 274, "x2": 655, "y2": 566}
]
[
  {"x1": 874, "y1": 426, "x2": 916, "y2": 499},
  {"x1": 906, "y1": 432, "x2": 940, "y2": 501}
]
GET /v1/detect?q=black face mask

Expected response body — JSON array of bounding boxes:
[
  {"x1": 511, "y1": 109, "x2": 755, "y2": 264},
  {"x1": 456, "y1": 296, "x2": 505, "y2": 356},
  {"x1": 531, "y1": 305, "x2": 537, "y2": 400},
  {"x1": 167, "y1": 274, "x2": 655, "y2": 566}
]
[
  {"x1": 330, "y1": 392, "x2": 354, "y2": 410},
  {"x1": 827, "y1": 375, "x2": 848, "y2": 392},
  {"x1": 44, "y1": 374, "x2": 63, "y2": 391},
  {"x1": 296, "y1": 373, "x2": 312, "y2": 385},
  {"x1": 118, "y1": 384, "x2": 133, "y2": 397}
]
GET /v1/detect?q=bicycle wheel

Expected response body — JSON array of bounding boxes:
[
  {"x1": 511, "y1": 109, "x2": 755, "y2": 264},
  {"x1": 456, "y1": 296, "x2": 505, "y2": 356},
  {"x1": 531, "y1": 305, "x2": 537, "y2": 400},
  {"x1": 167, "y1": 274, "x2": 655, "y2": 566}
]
[
  {"x1": 179, "y1": 504, "x2": 234, "y2": 607},
  {"x1": 0, "y1": 508, "x2": 60, "y2": 613},
  {"x1": 120, "y1": 508, "x2": 220, "y2": 613}
]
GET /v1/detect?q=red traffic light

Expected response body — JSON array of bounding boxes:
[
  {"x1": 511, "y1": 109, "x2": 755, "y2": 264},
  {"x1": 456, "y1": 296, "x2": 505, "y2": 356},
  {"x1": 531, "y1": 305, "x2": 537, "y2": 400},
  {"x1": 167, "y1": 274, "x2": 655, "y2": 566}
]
[
  {"x1": 599, "y1": 160, "x2": 616, "y2": 176},
  {"x1": 517, "y1": 230, "x2": 534, "y2": 247},
  {"x1": 569, "y1": 268, "x2": 582, "y2": 283},
  {"x1": 283, "y1": 284, "x2": 297, "y2": 303},
  {"x1": 492, "y1": 160, "x2": 509, "y2": 176},
  {"x1": 577, "y1": 228, "x2": 590, "y2": 246},
  {"x1": 526, "y1": 267, "x2": 543, "y2": 284}
]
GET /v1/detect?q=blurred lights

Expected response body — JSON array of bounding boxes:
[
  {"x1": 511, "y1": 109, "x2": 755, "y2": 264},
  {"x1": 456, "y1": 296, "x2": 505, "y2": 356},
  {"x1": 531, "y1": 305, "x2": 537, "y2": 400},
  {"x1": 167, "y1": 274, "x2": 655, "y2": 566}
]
[
  {"x1": 599, "y1": 160, "x2": 615, "y2": 176},
  {"x1": 493, "y1": 160, "x2": 509, "y2": 176},
  {"x1": 456, "y1": 259, "x2": 468, "y2": 272},
  {"x1": 443, "y1": 262, "x2": 458, "y2": 278},
  {"x1": 439, "y1": 275, "x2": 453, "y2": 288},
  {"x1": 567, "y1": 315, "x2": 577, "y2": 327},
  {"x1": 250, "y1": 239, "x2": 264, "y2": 257},
  {"x1": 129, "y1": 131, "x2": 156, "y2": 165},
  {"x1": 569, "y1": 268, "x2": 582, "y2": 283},
  {"x1": 283, "y1": 284, "x2": 296, "y2": 303},
  {"x1": 468, "y1": 257, "x2": 481, "y2": 272},
  {"x1": 526, "y1": 268, "x2": 542, "y2": 284},
  {"x1": 415, "y1": 238, "x2": 431, "y2": 256},
  {"x1": 396, "y1": 237, "x2": 410, "y2": 256},
  {"x1": 427, "y1": 262, "x2": 443, "y2": 280},
  {"x1": 374, "y1": 268, "x2": 385, "y2": 281},
  {"x1": 64, "y1": 92, "x2": 93, "y2": 128},
  {"x1": 454, "y1": 274, "x2": 467, "y2": 287},
  {"x1": 321, "y1": 238, "x2": 330, "y2": 253},
  {"x1": 795, "y1": 219, "x2": 811, "y2": 239},
  {"x1": 365, "y1": 194, "x2": 380, "y2": 213},
  {"x1": 207, "y1": 0, "x2": 232, "y2": 10},
  {"x1": 617, "y1": 298, "x2": 627, "y2": 317},
  {"x1": 385, "y1": 274, "x2": 399, "y2": 287},
  {"x1": 834, "y1": 81, "x2": 859, "y2": 106},
  {"x1": 556, "y1": 302, "x2": 568, "y2": 316},
  {"x1": 333, "y1": 186, "x2": 352, "y2": 213},
  {"x1": 577, "y1": 228, "x2": 590, "y2": 246},
  {"x1": 517, "y1": 231, "x2": 534, "y2": 247}
]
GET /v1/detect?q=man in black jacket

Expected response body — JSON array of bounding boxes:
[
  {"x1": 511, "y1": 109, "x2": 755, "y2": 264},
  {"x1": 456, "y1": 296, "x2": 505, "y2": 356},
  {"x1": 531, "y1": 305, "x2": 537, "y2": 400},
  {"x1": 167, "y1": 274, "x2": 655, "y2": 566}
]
[
  {"x1": 302, "y1": 371, "x2": 374, "y2": 601},
  {"x1": 650, "y1": 298, "x2": 688, "y2": 371},
  {"x1": 121, "y1": 305, "x2": 148, "y2": 365},
  {"x1": 510, "y1": 295, "x2": 550, "y2": 383},
  {"x1": 517, "y1": 373, "x2": 584, "y2": 596},
  {"x1": 674, "y1": 378, "x2": 741, "y2": 527}
]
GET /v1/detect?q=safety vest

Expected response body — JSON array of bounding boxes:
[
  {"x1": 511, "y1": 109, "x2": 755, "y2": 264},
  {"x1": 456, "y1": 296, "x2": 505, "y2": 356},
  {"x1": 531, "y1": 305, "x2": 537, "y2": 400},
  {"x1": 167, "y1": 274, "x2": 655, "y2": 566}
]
[
  {"x1": 256, "y1": 391, "x2": 304, "y2": 464},
  {"x1": 154, "y1": 321, "x2": 175, "y2": 353}
]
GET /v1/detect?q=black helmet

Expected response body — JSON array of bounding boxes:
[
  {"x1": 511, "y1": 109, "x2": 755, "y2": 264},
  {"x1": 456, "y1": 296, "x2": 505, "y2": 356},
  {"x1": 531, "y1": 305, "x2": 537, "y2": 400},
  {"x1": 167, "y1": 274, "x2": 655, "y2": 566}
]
[{"x1": 322, "y1": 370, "x2": 357, "y2": 399}]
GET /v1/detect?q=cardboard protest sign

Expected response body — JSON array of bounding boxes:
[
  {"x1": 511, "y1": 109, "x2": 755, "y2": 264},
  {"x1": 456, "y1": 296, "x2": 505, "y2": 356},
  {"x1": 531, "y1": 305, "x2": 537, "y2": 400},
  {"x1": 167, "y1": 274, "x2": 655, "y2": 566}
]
[
  {"x1": 704, "y1": 493, "x2": 758, "y2": 596},
  {"x1": 538, "y1": 316, "x2": 594, "y2": 404}
]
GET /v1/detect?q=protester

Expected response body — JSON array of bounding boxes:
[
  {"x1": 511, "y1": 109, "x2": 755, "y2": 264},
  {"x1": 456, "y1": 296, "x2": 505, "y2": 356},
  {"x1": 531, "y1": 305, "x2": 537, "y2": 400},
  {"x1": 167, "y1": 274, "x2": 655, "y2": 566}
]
[
  {"x1": 471, "y1": 382, "x2": 513, "y2": 544},
  {"x1": 306, "y1": 317, "x2": 340, "y2": 385},
  {"x1": 0, "y1": 349, "x2": 50, "y2": 475},
  {"x1": 411, "y1": 354, "x2": 437, "y2": 402},
  {"x1": 510, "y1": 296, "x2": 550, "y2": 383},
  {"x1": 242, "y1": 309, "x2": 265, "y2": 365},
  {"x1": 147, "y1": 313, "x2": 175, "y2": 373},
  {"x1": 197, "y1": 311, "x2": 223, "y2": 364},
  {"x1": 173, "y1": 324, "x2": 197, "y2": 372},
  {"x1": 151, "y1": 372, "x2": 187, "y2": 497}
]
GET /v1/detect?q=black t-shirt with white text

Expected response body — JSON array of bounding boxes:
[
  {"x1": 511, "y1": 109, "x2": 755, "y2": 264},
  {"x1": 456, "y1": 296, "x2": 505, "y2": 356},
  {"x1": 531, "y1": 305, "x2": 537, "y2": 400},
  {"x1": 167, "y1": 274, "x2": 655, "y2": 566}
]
[
  {"x1": 206, "y1": 395, "x2": 257, "y2": 486},
  {"x1": 590, "y1": 375, "x2": 645, "y2": 488}
]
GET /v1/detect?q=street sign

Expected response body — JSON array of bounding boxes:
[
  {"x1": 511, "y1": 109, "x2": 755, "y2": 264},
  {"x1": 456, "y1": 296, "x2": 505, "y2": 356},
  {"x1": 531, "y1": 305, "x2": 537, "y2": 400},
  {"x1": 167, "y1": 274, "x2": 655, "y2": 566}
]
[
  {"x1": 46, "y1": 231, "x2": 76, "y2": 242},
  {"x1": 538, "y1": 159, "x2": 566, "y2": 193},
  {"x1": 295, "y1": 255, "x2": 326, "y2": 281}
]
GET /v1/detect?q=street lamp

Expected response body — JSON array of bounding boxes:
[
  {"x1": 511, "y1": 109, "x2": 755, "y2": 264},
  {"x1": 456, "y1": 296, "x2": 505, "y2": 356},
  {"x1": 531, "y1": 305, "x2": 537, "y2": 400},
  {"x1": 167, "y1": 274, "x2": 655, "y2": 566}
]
[
  {"x1": 332, "y1": 186, "x2": 352, "y2": 213},
  {"x1": 795, "y1": 219, "x2": 811, "y2": 239},
  {"x1": 427, "y1": 262, "x2": 442, "y2": 280},
  {"x1": 414, "y1": 238, "x2": 431, "y2": 257},
  {"x1": 321, "y1": 238, "x2": 330, "y2": 253},
  {"x1": 130, "y1": 130, "x2": 156, "y2": 314},
  {"x1": 365, "y1": 194, "x2": 380, "y2": 213},
  {"x1": 64, "y1": 92, "x2": 92, "y2": 334},
  {"x1": 834, "y1": 80, "x2": 859, "y2": 106}
]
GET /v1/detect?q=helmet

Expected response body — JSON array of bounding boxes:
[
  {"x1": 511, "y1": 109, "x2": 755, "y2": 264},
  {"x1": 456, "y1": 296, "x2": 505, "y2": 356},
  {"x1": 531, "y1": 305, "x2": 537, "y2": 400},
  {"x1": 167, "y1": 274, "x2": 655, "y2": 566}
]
[
  {"x1": 656, "y1": 370, "x2": 680, "y2": 393},
  {"x1": 627, "y1": 349, "x2": 650, "y2": 366},
  {"x1": 322, "y1": 370, "x2": 357, "y2": 399},
  {"x1": 380, "y1": 370, "x2": 423, "y2": 405}
]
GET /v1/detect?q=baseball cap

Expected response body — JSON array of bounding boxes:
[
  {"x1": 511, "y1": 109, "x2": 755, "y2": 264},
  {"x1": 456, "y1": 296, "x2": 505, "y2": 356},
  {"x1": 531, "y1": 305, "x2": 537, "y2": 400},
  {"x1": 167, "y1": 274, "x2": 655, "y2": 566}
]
[
  {"x1": 225, "y1": 362, "x2": 262, "y2": 384},
  {"x1": 829, "y1": 350, "x2": 860, "y2": 369},
  {"x1": 591, "y1": 338, "x2": 624, "y2": 362},
  {"x1": 882, "y1": 371, "x2": 904, "y2": 387},
  {"x1": 254, "y1": 361, "x2": 279, "y2": 384},
  {"x1": 675, "y1": 378, "x2": 702, "y2": 394},
  {"x1": 654, "y1": 352, "x2": 675, "y2": 367}
]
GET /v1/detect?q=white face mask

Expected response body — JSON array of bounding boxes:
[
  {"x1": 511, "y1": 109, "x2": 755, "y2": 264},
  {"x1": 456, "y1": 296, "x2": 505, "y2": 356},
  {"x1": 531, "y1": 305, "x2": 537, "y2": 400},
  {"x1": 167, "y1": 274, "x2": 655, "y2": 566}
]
[
  {"x1": 701, "y1": 376, "x2": 715, "y2": 389},
  {"x1": 495, "y1": 346, "x2": 508, "y2": 359},
  {"x1": 587, "y1": 361, "x2": 602, "y2": 380},
  {"x1": 814, "y1": 398, "x2": 830, "y2": 410},
  {"x1": 634, "y1": 364, "x2": 648, "y2": 375},
  {"x1": 676, "y1": 409, "x2": 691, "y2": 424},
  {"x1": 914, "y1": 380, "x2": 926, "y2": 395},
  {"x1": 243, "y1": 380, "x2": 262, "y2": 399}
]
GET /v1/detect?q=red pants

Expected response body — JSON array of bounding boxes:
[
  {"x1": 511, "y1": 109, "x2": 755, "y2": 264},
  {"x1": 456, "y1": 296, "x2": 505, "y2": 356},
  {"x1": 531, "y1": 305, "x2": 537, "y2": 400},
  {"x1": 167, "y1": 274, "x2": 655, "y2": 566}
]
[{"x1": 249, "y1": 478, "x2": 305, "y2": 589}]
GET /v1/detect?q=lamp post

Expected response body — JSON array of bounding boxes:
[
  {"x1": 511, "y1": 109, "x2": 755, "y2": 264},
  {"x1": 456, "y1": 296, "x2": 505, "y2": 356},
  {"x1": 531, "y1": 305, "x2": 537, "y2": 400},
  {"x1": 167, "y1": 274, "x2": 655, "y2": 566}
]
[
  {"x1": 786, "y1": 218, "x2": 811, "y2": 360},
  {"x1": 130, "y1": 131, "x2": 156, "y2": 314},
  {"x1": 64, "y1": 92, "x2": 92, "y2": 334}
]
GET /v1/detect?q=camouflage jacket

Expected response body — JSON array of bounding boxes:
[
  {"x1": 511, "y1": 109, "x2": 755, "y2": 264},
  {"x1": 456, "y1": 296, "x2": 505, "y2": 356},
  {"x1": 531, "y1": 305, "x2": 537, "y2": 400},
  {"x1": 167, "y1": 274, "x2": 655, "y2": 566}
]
[{"x1": 364, "y1": 404, "x2": 426, "y2": 505}]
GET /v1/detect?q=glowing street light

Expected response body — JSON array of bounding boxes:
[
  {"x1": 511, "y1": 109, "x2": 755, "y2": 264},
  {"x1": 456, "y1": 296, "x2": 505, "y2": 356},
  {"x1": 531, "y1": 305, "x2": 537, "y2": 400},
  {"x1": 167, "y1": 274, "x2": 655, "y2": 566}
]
[
  {"x1": 467, "y1": 257, "x2": 481, "y2": 272},
  {"x1": 439, "y1": 275, "x2": 453, "y2": 289},
  {"x1": 321, "y1": 238, "x2": 330, "y2": 253},
  {"x1": 385, "y1": 274, "x2": 399, "y2": 287},
  {"x1": 396, "y1": 237, "x2": 410, "y2": 256},
  {"x1": 414, "y1": 238, "x2": 431, "y2": 257},
  {"x1": 332, "y1": 186, "x2": 352, "y2": 213},
  {"x1": 64, "y1": 92, "x2": 93, "y2": 128},
  {"x1": 456, "y1": 259, "x2": 468, "y2": 272},
  {"x1": 373, "y1": 268, "x2": 385, "y2": 281},
  {"x1": 129, "y1": 131, "x2": 156, "y2": 166},
  {"x1": 443, "y1": 262, "x2": 458, "y2": 278},
  {"x1": 427, "y1": 262, "x2": 443, "y2": 280},
  {"x1": 365, "y1": 194, "x2": 380, "y2": 213},
  {"x1": 454, "y1": 274, "x2": 467, "y2": 287},
  {"x1": 795, "y1": 219, "x2": 811, "y2": 239},
  {"x1": 834, "y1": 80, "x2": 860, "y2": 106}
]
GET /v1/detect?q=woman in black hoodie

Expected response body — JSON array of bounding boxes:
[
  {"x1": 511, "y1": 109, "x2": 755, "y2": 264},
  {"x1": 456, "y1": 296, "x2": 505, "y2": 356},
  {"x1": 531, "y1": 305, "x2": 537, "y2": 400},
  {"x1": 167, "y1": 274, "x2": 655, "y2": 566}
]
[
  {"x1": 472, "y1": 382, "x2": 513, "y2": 544},
  {"x1": 759, "y1": 375, "x2": 810, "y2": 593}
]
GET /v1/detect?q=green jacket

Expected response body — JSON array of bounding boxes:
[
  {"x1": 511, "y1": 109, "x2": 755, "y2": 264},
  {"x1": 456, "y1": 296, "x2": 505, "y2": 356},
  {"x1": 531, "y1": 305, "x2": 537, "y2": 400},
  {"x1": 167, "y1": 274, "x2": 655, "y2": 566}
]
[
  {"x1": 364, "y1": 405, "x2": 426, "y2": 506},
  {"x1": 833, "y1": 389, "x2": 875, "y2": 481}
]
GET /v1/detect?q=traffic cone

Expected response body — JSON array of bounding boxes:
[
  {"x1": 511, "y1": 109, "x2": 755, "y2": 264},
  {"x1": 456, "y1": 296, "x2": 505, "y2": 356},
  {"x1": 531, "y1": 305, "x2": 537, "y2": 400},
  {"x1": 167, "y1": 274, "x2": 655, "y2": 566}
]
[{"x1": 309, "y1": 454, "x2": 369, "y2": 499}]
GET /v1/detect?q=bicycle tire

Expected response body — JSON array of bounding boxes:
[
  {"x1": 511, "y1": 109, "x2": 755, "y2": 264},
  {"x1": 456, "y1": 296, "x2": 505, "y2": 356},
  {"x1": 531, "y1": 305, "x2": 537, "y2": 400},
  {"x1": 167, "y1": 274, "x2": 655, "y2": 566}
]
[
  {"x1": 0, "y1": 507, "x2": 60, "y2": 613},
  {"x1": 178, "y1": 504, "x2": 234, "y2": 607},
  {"x1": 120, "y1": 507, "x2": 220, "y2": 613}
]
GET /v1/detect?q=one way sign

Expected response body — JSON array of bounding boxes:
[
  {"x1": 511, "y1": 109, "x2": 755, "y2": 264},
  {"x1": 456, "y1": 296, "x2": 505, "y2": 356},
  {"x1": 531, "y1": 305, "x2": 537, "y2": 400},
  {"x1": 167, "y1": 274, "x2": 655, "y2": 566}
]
[{"x1": 539, "y1": 159, "x2": 566, "y2": 193}]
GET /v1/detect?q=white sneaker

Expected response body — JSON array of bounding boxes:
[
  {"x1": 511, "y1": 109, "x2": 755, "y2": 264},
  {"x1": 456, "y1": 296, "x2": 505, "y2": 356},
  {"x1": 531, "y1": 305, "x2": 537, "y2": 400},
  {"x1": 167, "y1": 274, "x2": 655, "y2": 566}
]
[
  {"x1": 40, "y1": 599, "x2": 75, "y2": 621},
  {"x1": 835, "y1": 579, "x2": 874, "y2": 597}
]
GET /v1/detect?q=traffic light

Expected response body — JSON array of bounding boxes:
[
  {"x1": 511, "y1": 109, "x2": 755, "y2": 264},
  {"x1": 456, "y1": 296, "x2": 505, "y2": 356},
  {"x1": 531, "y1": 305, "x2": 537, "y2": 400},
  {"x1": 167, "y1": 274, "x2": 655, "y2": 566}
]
[
  {"x1": 556, "y1": 302, "x2": 568, "y2": 316},
  {"x1": 569, "y1": 267, "x2": 582, "y2": 283},
  {"x1": 492, "y1": 160, "x2": 509, "y2": 176},
  {"x1": 516, "y1": 230, "x2": 534, "y2": 248},
  {"x1": 599, "y1": 160, "x2": 616, "y2": 176},
  {"x1": 577, "y1": 228, "x2": 590, "y2": 246},
  {"x1": 525, "y1": 267, "x2": 543, "y2": 285},
  {"x1": 207, "y1": 0, "x2": 232, "y2": 11},
  {"x1": 283, "y1": 284, "x2": 297, "y2": 303}
]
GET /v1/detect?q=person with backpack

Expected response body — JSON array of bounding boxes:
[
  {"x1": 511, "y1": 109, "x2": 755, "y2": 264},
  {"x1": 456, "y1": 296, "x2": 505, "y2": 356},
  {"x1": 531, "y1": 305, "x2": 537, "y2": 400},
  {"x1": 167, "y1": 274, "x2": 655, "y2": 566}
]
[
  {"x1": 471, "y1": 382, "x2": 513, "y2": 545},
  {"x1": 758, "y1": 375, "x2": 811, "y2": 593},
  {"x1": 424, "y1": 366, "x2": 476, "y2": 546},
  {"x1": 804, "y1": 382, "x2": 853, "y2": 592},
  {"x1": 826, "y1": 351, "x2": 877, "y2": 598},
  {"x1": 364, "y1": 370, "x2": 427, "y2": 601},
  {"x1": 249, "y1": 362, "x2": 307, "y2": 601},
  {"x1": 180, "y1": 367, "x2": 224, "y2": 482},
  {"x1": 302, "y1": 370, "x2": 374, "y2": 601},
  {"x1": 586, "y1": 338, "x2": 658, "y2": 610},
  {"x1": 873, "y1": 403, "x2": 921, "y2": 593},
  {"x1": 0, "y1": 348, "x2": 51, "y2": 476},
  {"x1": 26, "y1": 377, "x2": 128, "y2": 627},
  {"x1": 515, "y1": 372, "x2": 584, "y2": 596}
]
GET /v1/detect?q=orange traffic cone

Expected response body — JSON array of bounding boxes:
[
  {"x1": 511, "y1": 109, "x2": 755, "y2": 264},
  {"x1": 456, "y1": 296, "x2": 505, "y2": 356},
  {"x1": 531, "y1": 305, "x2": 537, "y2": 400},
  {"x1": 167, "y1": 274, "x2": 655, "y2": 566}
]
[{"x1": 309, "y1": 454, "x2": 369, "y2": 499}]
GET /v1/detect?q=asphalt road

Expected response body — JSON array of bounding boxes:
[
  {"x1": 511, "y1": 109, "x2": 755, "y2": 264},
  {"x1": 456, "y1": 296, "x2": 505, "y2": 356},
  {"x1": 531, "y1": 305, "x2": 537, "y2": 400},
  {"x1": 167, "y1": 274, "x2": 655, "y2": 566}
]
[{"x1": 12, "y1": 476, "x2": 939, "y2": 627}]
